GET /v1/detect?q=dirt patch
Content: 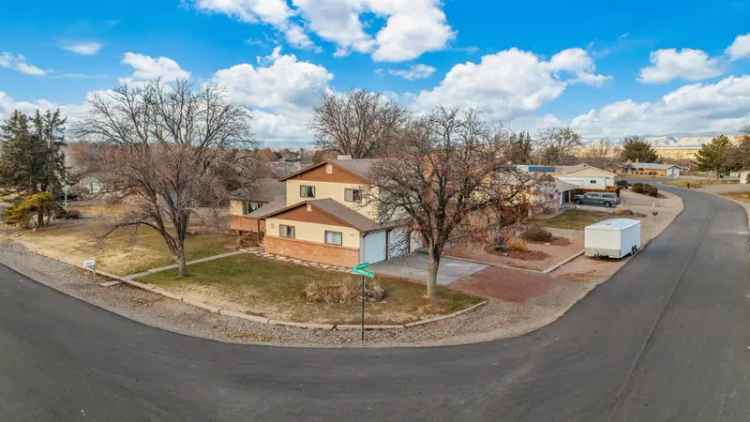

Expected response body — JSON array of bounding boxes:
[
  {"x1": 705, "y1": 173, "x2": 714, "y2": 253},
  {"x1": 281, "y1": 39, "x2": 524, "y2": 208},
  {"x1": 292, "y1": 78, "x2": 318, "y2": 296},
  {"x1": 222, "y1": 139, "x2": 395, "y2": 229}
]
[
  {"x1": 451, "y1": 267, "x2": 557, "y2": 303},
  {"x1": 529, "y1": 236, "x2": 571, "y2": 247},
  {"x1": 492, "y1": 248, "x2": 550, "y2": 261}
]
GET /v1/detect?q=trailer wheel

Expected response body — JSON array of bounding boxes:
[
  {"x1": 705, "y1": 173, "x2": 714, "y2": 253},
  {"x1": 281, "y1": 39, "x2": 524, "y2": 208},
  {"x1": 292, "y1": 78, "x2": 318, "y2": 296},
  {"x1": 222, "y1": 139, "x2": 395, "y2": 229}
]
[{"x1": 631, "y1": 245, "x2": 639, "y2": 256}]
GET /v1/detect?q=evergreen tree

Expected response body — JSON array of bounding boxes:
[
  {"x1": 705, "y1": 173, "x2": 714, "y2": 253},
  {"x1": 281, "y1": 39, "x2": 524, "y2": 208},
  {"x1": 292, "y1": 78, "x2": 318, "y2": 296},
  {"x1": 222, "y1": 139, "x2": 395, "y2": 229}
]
[
  {"x1": 0, "y1": 109, "x2": 67, "y2": 227},
  {"x1": 695, "y1": 135, "x2": 735, "y2": 177},
  {"x1": 621, "y1": 136, "x2": 659, "y2": 163}
]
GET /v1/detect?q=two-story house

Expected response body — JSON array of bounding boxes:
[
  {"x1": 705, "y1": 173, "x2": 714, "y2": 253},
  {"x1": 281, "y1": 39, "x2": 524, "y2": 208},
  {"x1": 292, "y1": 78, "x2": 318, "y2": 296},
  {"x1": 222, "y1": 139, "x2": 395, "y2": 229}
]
[{"x1": 229, "y1": 158, "x2": 416, "y2": 268}]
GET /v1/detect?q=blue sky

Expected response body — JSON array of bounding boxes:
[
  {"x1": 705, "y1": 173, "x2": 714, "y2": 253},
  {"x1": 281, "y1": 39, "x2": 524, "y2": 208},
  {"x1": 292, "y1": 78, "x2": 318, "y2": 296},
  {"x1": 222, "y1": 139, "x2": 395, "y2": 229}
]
[{"x1": 1, "y1": 0, "x2": 750, "y2": 146}]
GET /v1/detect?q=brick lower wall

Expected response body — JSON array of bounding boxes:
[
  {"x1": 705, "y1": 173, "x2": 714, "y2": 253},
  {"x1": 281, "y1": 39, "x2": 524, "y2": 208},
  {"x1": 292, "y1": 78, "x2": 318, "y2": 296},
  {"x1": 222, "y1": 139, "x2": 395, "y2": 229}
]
[{"x1": 264, "y1": 236, "x2": 360, "y2": 268}]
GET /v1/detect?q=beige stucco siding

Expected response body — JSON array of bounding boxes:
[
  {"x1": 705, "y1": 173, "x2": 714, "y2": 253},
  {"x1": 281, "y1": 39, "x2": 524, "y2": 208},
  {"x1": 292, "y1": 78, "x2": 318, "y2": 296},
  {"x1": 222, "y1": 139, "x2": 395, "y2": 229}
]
[
  {"x1": 265, "y1": 217, "x2": 361, "y2": 249},
  {"x1": 229, "y1": 199, "x2": 245, "y2": 216},
  {"x1": 285, "y1": 180, "x2": 379, "y2": 220}
]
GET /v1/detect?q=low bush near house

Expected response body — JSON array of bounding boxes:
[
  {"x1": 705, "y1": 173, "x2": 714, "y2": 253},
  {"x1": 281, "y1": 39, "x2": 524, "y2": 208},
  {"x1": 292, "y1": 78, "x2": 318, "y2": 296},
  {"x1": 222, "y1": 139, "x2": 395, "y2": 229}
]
[
  {"x1": 507, "y1": 238, "x2": 529, "y2": 252},
  {"x1": 521, "y1": 225, "x2": 553, "y2": 242},
  {"x1": 631, "y1": 183, "x2": 659, "y2": 197},
  {"x1": 304, "y1": 280, "x2": 386, "y2": 304}
]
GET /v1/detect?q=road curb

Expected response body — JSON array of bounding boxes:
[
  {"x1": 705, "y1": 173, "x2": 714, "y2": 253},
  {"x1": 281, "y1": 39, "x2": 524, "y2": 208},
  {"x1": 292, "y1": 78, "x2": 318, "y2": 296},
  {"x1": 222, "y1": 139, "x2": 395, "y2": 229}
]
[{"x1": 542, "y1": 250, "x2": 585, "y2": 274}]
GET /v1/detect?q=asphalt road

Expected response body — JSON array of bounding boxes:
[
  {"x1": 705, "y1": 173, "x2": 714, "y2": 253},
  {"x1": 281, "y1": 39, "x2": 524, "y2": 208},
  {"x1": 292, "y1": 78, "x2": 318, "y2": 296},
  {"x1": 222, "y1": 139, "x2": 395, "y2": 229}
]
[{"x1": 2, "y1": 188, "x2": 750, "y2": 421}]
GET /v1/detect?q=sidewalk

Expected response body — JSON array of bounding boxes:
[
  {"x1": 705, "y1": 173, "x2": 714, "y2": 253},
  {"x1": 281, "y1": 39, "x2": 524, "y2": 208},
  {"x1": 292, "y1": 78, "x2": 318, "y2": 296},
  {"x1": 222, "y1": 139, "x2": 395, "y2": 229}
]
[{"x1": 125, "y1": 251, "x2": 248, "y2": 280}]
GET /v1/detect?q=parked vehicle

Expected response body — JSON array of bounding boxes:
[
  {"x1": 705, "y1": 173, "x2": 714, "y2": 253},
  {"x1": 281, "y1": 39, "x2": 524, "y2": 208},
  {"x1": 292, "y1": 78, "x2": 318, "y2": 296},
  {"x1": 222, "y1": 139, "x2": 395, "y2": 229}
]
[
  {"x1": 585, "y1": 218, "x2": 641, "y2": 259},
  {"x1": 574, "y1": 192, "x2": 620, "y2": 208}
]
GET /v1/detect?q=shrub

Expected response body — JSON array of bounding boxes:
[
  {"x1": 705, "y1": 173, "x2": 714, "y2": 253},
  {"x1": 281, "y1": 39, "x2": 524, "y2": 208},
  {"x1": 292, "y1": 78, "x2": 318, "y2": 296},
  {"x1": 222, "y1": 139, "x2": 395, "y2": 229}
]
[
  {"x1": 304, "y1": 280, "x2": 386, "y2": 304},
  {"x1": 507, "y1": 238, "x2": 528, "y2": 252},
  {"x1": 521, "y1": 225, "x2": 553, "y2": 242},
  {"x1": 491, "y1": 234, "x2": 508, "y2": 252},
  {"x1": 632, "y1": 183, "x2": 659, "y2": 197},
  {"x1": 615, "y1": 180, "x2": 630, "y2": 189},
  {"x1": 3, "y1": 192, "x2": 55, "y2": 228}
]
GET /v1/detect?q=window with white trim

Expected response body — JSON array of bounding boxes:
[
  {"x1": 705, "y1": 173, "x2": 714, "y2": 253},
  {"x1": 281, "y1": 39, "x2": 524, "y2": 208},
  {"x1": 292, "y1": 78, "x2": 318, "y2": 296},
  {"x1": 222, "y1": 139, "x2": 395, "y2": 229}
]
[
  {"x1": 279, "y1": 224, "x2": 295, "y2": 239},
  {"x1": 344, "y1": 188, "x2": 362, "y2": 203},
  {"x1": 300, "y1": 185, "x2": 316, "y2": 198},
  {"x1": 325, "y1": 230, "x2": 343, "y2": 246}
]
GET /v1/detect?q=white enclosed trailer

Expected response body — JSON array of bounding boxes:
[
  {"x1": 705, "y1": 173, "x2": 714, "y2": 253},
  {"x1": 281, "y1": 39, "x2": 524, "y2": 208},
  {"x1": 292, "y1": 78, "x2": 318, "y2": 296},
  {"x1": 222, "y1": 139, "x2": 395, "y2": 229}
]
[{"x1": 584, "y1": 218, "x2": 641, "y2": 259}]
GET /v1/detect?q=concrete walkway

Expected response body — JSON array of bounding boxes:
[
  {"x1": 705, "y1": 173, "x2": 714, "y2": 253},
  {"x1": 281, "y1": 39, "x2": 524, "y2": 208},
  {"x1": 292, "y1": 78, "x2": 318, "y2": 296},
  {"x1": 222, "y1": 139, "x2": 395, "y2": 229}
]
[
  {"x1": 125, "y1": 251, "x2": 246, "y2": 280},
  {"x1": 370, "y1": 253, "x2": 487, "y2": 285}
]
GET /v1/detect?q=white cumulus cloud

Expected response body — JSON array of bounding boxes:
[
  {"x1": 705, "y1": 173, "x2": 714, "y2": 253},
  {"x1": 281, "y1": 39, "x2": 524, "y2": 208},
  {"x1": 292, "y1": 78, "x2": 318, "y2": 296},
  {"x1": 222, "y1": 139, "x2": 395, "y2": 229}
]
[
  {"x1": 0, "y1": 52, "x2": 46, "y2": 76},
  {"x1": 211, "y1": 47, "x2": 334, "y2": 144},
  {"x1": 387, "y1": 64, "x2": 436, "y2": 80},
  {"x1": 414, "y1": 47, "x2": 609, "y2": 121},
  {"x1": 61, "y1": 41, "x2": 103, "y2": 56},
  {"x1": 638, "y1": 48, "x2": 723, "y2": 84},
  {"x1": 119, "y1": 52, "x2": 191, "y2": 85},
  {"x1": 192, "y1": 0, "x2": 455, "y2": 61},
  {"x1": 727, "y1": 33, "x2": 750, "y2": 61},
  {"x1": 193, "y1": 0, "x2": 315, "y2": 49},
  {"x1": 571, "y1": 75, "x2": 750, "y2": 137}
]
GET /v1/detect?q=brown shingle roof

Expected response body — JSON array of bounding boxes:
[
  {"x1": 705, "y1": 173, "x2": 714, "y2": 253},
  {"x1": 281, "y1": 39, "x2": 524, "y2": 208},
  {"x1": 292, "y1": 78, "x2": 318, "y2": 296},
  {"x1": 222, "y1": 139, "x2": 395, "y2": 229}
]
[
  {"x1": 262, "y1": 198, "x2": 400, "y2": 233},
  {"x1": 231, "y1": 178, "x2": 284, "y2": 203},
  {"x1": 279, "y1": 159, "x2": 382, "y2": 182}
]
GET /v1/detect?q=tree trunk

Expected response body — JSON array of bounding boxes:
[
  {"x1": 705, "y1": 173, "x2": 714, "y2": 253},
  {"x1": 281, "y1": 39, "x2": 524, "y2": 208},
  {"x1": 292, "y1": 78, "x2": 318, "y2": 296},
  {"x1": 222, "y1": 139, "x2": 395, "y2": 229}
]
[
  {"x1": 36, "y1": 209, "x2": 44, "y2": 228},
  {"x1": 176, "y1": 253, "x2": 188, "y2": 277},
  {"x1": 427, "y1": 248, "x2": 440, "y2": 303}
]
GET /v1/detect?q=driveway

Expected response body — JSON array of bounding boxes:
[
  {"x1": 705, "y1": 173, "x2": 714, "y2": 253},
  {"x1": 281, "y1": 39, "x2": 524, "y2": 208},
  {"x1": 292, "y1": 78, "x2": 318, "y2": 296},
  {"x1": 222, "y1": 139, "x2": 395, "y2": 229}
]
[
  {"x1": 369, "y1": 253, "x2": 487, "y2": 285},
  {"x1": 2, "y1": 187, "x2": 750, "y2": 421}
]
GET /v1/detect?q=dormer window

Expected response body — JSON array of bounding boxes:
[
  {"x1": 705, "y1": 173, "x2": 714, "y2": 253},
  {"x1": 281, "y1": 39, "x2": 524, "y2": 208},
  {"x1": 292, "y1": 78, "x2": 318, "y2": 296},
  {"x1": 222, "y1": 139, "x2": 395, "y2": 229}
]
[{"x1": 300, "y1": 185, "x2": 316, "y2": 198}]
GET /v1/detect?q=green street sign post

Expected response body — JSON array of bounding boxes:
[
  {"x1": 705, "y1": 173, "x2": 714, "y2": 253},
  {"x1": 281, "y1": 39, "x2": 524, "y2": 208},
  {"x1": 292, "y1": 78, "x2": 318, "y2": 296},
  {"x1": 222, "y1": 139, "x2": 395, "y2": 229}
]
[{"x1": 352, "y1": 263, "x2": 375, "y2": 343}]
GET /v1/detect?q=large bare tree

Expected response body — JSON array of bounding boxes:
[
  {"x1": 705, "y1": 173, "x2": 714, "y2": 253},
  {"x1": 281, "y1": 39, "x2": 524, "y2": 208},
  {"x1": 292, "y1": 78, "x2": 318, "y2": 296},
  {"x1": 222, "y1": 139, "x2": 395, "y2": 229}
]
[
  {"x1": 368, "y1": 108, "x2": 530, "y2": 300},
  {"x1": 76, "y1": 81, "x2": 256, "y2": 276},
  {"x1": 537, "y1": 127, "x2": 583, "y2": 165},
  {"x1": 311, "y1": 90, "x2": 407, "y2": 158}
]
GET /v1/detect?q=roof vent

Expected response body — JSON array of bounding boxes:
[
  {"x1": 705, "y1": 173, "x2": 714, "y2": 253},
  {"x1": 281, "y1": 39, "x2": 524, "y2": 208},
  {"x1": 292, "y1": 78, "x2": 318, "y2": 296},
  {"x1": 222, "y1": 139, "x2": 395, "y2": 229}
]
[{"x1": 337, "y1": 155, "x2": 352, "y2": 161}]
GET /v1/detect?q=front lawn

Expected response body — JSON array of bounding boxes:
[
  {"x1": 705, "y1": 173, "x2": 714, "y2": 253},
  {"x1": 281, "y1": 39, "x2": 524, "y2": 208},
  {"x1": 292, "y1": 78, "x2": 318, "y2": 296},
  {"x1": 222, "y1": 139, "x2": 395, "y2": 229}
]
[
  {"x1": 139, "y1": 254, "x2": 482, "y2": 325},
  {"x1": 533, "y1": 209, "x2": 612, "y2": 230},
  {"x1": 4, "y1": 202, "x2": 235, "y2": 276}
]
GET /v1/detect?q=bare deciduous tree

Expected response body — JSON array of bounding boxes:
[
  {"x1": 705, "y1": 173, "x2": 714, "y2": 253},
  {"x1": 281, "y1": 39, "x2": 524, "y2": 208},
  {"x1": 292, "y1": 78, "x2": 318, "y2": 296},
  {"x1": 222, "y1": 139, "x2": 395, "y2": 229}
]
[
  {"x1": 583, "y1": 139, "x2": 620, "y2": 169},
  {"x1": 537, "y1": 127, "x2": 583, "y2": 165},
  {"x1": 368, "y1": 108, "x2": 530, "y2": 301},
  {"x1": 311, "y1": 90, "x2": 407, "y2": 158},
  {"x1": 76, "y1": 81, "x2": 256, "y2": 276}
]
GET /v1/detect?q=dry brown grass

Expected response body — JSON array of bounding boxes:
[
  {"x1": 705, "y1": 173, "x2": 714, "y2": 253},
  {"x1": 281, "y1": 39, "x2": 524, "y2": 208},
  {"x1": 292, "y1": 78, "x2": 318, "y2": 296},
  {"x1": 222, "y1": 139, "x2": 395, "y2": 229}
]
[
  {"x1": 3, "y1": 201, "x2": 235, "y2": 276},
  {"x1": 141, "y1": 254, "x2": 482, "y2": 325}
]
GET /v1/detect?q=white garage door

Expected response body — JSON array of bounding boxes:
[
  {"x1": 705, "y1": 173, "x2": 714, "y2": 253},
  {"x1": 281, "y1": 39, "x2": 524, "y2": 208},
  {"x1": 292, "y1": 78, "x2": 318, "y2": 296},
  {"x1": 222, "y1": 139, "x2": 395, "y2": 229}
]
[
  {"x1": 363, "y1": 231, "x2": 387, "y2": 264},
  {"x1": 388, "y1": 229, "x2": 410, "y2": 258}
]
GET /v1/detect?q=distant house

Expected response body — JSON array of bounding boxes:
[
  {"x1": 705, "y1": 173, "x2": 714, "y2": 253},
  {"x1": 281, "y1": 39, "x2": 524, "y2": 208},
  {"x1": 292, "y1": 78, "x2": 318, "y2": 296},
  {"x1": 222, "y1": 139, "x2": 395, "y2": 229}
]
[
  {"x1": 229, "y1": 159, "x2": 416, "y2": 267},
  {"x1": 621, "y1": 162, "x2": 681, "y2": 178},
  {"x1": 554, "y1": 164, "x2": 617, "y2": 191},
  {"x1": 229, "y1": 178, "x2": 285, "y2": 234}
]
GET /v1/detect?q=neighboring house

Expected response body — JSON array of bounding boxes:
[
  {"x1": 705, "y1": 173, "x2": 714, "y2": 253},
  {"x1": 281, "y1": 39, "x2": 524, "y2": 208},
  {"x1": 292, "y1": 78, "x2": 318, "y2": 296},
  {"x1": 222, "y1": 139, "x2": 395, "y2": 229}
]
[
  {"x1": 229, "y1": 178, "x2": 285, "y2": 235},
  {"x1": 554, "y1": 164, "x2": 617, "y2": 191},
  {"x1": 516, "y1": 163, "x2": 616, "y2": 206},
  {"x1": 621, "y1": 162, "x2": 681, "y2": 178},
  {"x1": 231, "y1": 159, "x2": 416, "y2": 267}
]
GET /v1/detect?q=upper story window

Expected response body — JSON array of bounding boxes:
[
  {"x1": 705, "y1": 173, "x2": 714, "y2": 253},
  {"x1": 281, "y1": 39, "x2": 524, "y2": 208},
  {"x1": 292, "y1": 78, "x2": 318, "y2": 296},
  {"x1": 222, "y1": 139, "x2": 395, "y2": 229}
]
[
  {"x1": 344, "y1": 188, "x2": 362, "y2": 203},
  {"x1": 300, "y1": 185, "x2": 316, "y2": 198},
  {"x1": 589, "y1": 180, "x2": 597, "y2": 184}
]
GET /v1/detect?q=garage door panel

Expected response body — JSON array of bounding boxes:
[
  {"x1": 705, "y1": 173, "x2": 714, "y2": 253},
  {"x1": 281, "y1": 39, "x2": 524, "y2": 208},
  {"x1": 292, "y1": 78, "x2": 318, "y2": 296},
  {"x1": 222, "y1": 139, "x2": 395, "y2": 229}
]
[{"x1": 363, "y1": 231, "x2": 386, "y2": 264}]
